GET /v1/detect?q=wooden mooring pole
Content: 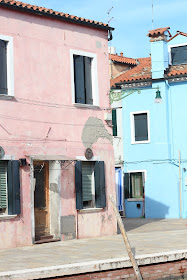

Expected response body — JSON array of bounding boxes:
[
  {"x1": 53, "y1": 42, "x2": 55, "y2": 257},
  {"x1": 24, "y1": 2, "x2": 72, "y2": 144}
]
[{"x1": 109, "y1": 195, "x2": 143, "y2": 280}]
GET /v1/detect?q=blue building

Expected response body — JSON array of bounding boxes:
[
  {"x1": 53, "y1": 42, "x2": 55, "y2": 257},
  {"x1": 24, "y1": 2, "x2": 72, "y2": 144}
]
[{"x1": 111, "y1": 27, "x2": 187, "y2": 218}]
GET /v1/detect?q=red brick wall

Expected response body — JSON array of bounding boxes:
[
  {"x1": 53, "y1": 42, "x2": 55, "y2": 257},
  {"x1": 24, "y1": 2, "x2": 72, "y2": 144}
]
[{"x1": 44, "y1": 259, "x2": 187, "y2": 280}]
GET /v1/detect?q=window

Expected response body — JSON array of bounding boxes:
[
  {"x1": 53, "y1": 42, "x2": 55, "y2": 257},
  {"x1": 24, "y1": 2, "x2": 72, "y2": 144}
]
[
  {"x1": 112, "y1": 109, "x2": 117, "y2": 136},
  {"x1": 171, "y1": 45, "x2": 187, "y2": 65},
  {"x1": 75, "y1": 161, "x2": 106, "y2": 209},
  {"x1": 124, "y1": 172, "x2": 145, "y2": 199},
  {"x1": 0, "y1": 35, "x2": 14, "y2": 97},
  {"x1": 131, "y1": 111, "x2": 150, "y2": 144},
  {"x1": 70, "y1": 50, "x2": 99, "y2": 106},
  {"x1": 74, "y1": 55, "x2": 93, "y2": 105},
  {"x1": 0, "y1": 160, "x2": 20, "y2": 215}
]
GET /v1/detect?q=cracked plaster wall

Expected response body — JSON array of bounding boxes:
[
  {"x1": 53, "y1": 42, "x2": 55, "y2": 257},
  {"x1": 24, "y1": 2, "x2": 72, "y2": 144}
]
[{"x1": 81, "y1": 117, "x2": 113, "y2": 148}]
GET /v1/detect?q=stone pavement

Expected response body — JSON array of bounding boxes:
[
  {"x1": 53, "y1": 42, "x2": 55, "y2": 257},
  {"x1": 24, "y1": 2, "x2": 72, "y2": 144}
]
[{"x1": 1, "y1": 219, "x2": 187, "y2": 279}]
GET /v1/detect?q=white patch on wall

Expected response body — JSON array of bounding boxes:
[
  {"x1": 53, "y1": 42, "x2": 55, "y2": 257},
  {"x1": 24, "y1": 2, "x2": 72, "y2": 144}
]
[{"x1": 49, "y1": 161, "x2": 61, "y2": 239}]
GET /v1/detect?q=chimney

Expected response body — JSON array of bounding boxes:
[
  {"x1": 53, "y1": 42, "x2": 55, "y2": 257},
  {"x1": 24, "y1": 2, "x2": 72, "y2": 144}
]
[
  {"x1": 120, "y1": 52, "x2": 123, "y2": 57},
  {"x1": 147, "y1": 27, "x2": 170, "y2": 79}
]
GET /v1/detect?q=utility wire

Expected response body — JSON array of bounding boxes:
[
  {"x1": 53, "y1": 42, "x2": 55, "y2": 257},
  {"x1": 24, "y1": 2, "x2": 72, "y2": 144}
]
[
  {"x1": 0, "y1": 113, "x2": 111, "y2": 128},
  {"x1": 9, "y1": 97, "x2": 111, "y2": 111}
]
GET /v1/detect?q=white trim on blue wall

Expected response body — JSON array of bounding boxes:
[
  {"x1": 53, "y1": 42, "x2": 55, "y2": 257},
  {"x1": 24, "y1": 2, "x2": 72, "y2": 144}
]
[
  {"x1": 127, "y1": 169, "x2": 147, "y2": 181},
  {"x1": 168, "y1": 42, "x2": 187, "y2": 65},
  {"x1": 130, "y1": 110, "x2": 150, "y2": 144}
]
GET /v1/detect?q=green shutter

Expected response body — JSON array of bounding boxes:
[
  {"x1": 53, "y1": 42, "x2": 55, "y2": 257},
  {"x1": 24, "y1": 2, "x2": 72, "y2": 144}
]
[
  {"x1": 75, "y1": 161, "x2": 83, "y2": 210},
  {"x1": 74, "y1": 55, "x2": 85, "y2": 104},
  {"x1": 0, "y1": 161, "x2": 7, "y2": 208},
  {"x1": 124, "y1": 173, "x2": 130, "y2": 199},
  {"x1": 82, "y1": 162, "x2": 93, "y2": 201},
  {"x1": 84, "y1": 57, "x2": 93, "y2": 105},
  {"x1": 7, "y1": 160, "x2": 21, "y2": 215},
  {"x1": 0, "y1": 40, "x2": 8, "y2": 95},
  {"x1": 94, "y1": 161, "x2": 106, "y2": 208},
  {"x1": 112, "y1": 109, "x2": 117, "y2": 136}
]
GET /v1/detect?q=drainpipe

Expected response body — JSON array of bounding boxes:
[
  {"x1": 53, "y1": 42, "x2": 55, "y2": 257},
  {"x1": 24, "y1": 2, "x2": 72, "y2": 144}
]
[
  {"x1": 179, "y1": 150, "x2": 182, "y2": 218},
  {"x1": 166, "y1": 80, "x2": 182, "y2": 218}
]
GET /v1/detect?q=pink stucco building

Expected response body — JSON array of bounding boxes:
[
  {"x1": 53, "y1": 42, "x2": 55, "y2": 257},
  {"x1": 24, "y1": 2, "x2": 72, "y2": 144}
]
[{"x1": 0, "y1": 0, "x2": 116, "y2": 249}]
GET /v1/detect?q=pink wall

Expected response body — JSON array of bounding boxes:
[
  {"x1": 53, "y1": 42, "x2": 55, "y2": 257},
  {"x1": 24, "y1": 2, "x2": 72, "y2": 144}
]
[{"x1": 0, "y1": 7, "x2": 116, "y2": 249}]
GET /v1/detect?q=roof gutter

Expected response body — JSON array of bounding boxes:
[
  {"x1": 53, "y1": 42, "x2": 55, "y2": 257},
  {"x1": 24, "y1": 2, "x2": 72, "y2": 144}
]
[
  {"x1": 112, "y1": 74, "x2": 187, "y2": 89},
  {"x1": 0, "y1": 2, "x2": 114, "y2": 31}
]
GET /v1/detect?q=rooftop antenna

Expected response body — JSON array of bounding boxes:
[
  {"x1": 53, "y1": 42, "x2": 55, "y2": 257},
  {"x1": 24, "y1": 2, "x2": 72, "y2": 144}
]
[
  {"x1": 107, "y1": 6, "x2": 114, "y2": 24},
  {"x1": 107, "y1": 6, "x2": 114, "y2": 79},
  {"x1": 152, "y1": 0, "x2": 154, "y2": 29}
]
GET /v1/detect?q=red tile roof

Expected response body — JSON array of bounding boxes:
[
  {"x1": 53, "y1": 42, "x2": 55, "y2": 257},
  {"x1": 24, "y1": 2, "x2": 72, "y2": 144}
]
[
  {"x1": 109, "y1": 53, "x2": 138, "y2": 66},
  {"x1": 0, "y1": 0, "x2": 113, "y2": 30},
  {"x1": 110, "y1": 57, "x2": 151, "y2": 87},
  {"x1": 147, "y1": 27, "x2": 171, "y2": 37},
  {"x1": 167, "y1": 64, "x2": 187, "y2": 77},
  {"x1": 111, "y1": 58, "x2": 187, "y2": 87}
]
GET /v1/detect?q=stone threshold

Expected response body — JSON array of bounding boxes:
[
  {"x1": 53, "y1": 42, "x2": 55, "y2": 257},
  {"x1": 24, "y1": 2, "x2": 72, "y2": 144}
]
[{"x1": 0, "y1": 249, "x2": 187, "y2": 280}]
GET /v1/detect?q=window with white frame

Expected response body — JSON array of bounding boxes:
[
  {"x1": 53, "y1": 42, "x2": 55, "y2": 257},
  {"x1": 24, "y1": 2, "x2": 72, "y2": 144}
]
[
  {"x1": 124, "y1": 172, "x2": 145, "y2": 199},
  {"x1": 70, "y1": 50, "x2": 99, "y2": 106},
  {"x1": 131, "y1": 111, "x2": 150, "y2": 143},
  {"x1": 171, "y1": 45, "x2": 187, "y2": 65},
  {"x1": 75, "y1": 160, "x2": 106, "y2": 209},
  {"x1": 0, "y1": 35, "x2": 14, "y2": 97}
]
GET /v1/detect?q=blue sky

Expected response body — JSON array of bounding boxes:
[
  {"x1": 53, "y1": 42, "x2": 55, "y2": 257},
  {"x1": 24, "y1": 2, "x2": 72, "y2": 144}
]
[{"x1": 25, "y1": 0, "x2": 187, "y2": 58}]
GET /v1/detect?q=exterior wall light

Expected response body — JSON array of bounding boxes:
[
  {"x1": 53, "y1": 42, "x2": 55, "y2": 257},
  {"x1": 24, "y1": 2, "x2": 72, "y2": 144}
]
[{"x1": 155, "y1": 88, "x2": 162, "y2": 103}]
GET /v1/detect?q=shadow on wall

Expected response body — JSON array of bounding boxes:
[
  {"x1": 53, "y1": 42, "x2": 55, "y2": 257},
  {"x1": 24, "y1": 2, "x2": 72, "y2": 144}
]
[
  {"x1": 117, "y1": 197, "x2": 170, "y2": 233},
  {"x1": 145, "y1": 196, "x2": 170, "y2": 219}
]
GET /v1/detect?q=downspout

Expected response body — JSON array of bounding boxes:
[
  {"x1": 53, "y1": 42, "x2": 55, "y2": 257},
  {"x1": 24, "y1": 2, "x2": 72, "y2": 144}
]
[
  {"x1": 30, "y1": 158, "x2": 35, "y2": 244},
  {"x1": 166, "y1": 80, "x2": 182, "y2": 218}
]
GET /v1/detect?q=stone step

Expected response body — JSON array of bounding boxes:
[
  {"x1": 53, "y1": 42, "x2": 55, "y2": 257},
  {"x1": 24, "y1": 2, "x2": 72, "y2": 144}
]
[
  {"x1": 40, "y1": 235, "x2": 54, "y2": 240},
  {"x1": 34, "y1": 238, "x2": 61, "y2": 244}
]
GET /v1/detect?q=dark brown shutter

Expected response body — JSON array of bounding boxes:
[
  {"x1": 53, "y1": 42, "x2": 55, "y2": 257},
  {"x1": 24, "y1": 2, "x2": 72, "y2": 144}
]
[
  {"x1": 75, "y1": 161, "x2": 83, "y2": 210},
  {"x1": 84, "y1": 57, "x2": 93, "y2": 105},
  {"x1": 94, "y1": 161, "x2": 106, "y2": 208},
  {"x1": 74, "y1": 55, "x2": 85, "y2": 104},
  {"x1": 112, "y1": 109, "x2": 117, "y2": 136},
  {"x1": 0, "y1": 40, "x2": 7, "y2": 95},
  {"x1": 124, "y1": 173, "x2": 130, "y2": 199},
  {"x1": 7, "y1": 161, "x2": 21, "y2": 215}
]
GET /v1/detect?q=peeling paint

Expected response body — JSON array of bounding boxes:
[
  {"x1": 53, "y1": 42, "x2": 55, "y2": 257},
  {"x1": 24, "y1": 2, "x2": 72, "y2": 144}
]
[
  {"x1": 107, "y1": 215, "x2": 112, "y2": 221},
  {"x1": 82, "y1": 117, "x2": 113, "y2": 148},
  {"x1": 101, "y1": 215, "x2": 105, "y2": 224}
]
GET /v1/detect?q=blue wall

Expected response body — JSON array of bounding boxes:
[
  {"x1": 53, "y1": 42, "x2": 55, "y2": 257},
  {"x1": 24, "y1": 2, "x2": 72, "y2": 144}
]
[{"x1": 122, "y1": 35, "x2": 187, "y2": 218}]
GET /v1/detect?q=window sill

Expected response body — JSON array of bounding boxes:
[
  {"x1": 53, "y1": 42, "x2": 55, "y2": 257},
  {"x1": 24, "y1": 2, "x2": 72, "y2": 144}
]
[
  {"x1": 0, "y1": 94, "x2": 14, "y2": 100},
  {"x1": 127, "y1": 198, "x2": 143, "y2": 202},
  {"x1": 0, "y1": 214, "x2": 17, "y2": 220},
  {"x1": 131, "y1": 140, "x2": 150, "y2": 145},
  {"x1": 79, "y1": 208, "x2": 103, "y2": 213},
  {"x1": 73, "y1": 103, "x2": 100, "y2": 109}
]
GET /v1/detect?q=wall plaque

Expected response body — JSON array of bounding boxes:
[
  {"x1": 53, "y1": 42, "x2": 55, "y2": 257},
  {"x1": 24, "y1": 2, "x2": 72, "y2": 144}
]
[{"x1": 85, "y1": 148, "x2": 93, "y2": 160}]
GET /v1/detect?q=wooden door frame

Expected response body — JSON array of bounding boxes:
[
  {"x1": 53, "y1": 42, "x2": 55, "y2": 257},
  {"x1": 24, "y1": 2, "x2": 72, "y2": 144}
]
[{"x1": 33, "y1": 161, "x2": 50, "y2": 239}]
